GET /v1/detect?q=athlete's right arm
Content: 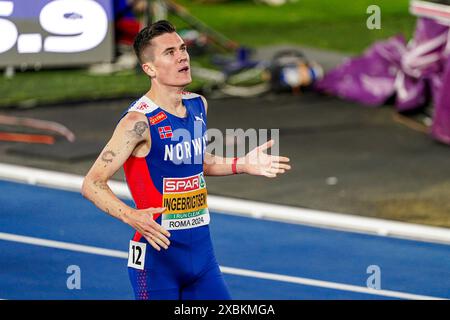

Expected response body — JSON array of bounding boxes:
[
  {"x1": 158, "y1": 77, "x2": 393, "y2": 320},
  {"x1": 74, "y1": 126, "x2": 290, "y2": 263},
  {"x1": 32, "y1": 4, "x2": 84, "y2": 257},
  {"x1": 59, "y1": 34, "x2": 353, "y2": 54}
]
[{"x1": 81, "y1": 112, "x2": 170, "y2": 251}]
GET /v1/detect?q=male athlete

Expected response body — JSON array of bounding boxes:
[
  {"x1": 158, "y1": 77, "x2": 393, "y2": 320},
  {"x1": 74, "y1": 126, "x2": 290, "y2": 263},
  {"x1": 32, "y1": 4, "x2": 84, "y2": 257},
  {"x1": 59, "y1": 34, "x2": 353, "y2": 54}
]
[{"x1": 81, "y1": 20, "x2": 291, "y2": 300}]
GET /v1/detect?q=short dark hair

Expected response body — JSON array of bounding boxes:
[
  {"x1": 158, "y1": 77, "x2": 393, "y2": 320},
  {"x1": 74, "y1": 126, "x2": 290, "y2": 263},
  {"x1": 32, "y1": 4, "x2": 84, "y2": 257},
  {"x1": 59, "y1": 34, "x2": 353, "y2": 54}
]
[{"x1": 133, "y1": 20, "x2": 176, "y2": 63}]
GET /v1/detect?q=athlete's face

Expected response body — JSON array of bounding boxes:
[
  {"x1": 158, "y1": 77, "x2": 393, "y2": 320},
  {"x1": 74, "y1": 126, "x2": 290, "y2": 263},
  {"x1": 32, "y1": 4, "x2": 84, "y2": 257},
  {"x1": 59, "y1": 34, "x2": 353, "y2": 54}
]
[{"x1": 142, "y1": 32, "x2": 191, "y2": 87}]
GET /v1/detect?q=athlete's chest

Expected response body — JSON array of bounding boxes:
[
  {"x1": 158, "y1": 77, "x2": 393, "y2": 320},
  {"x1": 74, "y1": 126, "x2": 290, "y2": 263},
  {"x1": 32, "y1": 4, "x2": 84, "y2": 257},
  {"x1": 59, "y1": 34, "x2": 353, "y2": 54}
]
[{"x1": 147, "y1": 108, "x2": 208, "y2": 164}]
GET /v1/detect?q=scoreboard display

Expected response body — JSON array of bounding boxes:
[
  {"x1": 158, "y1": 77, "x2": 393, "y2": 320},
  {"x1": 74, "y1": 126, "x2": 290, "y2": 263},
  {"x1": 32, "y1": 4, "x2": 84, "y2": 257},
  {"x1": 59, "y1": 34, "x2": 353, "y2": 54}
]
[{"x1": 0, "y1": 0, "x2": 114, "y2": 68}]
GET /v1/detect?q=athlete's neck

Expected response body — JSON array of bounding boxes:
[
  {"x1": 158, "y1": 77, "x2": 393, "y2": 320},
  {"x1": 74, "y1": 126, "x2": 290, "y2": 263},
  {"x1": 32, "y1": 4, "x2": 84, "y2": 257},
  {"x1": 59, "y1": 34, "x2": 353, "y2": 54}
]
[{"x1": 146, "y1": 84, "x2": 186, "y2": 117}]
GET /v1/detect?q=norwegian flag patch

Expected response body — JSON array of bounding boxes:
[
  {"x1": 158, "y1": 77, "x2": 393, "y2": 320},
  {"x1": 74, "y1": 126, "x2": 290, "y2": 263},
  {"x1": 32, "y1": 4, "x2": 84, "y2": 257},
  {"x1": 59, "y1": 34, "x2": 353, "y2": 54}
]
[{"x1": 158, "y1": 126, "x2": 173, "y2": 139}]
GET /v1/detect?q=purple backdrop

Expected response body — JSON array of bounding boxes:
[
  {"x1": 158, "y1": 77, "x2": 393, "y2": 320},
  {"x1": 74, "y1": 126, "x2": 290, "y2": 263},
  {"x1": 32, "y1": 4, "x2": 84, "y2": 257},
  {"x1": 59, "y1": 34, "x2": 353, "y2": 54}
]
[{"x1": 315, "y1": 18, "x2": 450, "y2": 145}]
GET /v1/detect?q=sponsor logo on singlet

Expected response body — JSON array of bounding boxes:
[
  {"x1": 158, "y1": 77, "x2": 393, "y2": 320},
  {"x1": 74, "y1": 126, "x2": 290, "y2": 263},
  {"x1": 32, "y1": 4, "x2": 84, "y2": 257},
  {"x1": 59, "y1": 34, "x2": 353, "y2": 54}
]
[
  {"x1": 136, "y1": 102, "x2": 149, "y2": 110},
  {"x1": 161, "y1": 173, "x2": 210, "y2": 230},
  {"x1": 149, "y1": 111, "x2": 167, "y2": 125}
]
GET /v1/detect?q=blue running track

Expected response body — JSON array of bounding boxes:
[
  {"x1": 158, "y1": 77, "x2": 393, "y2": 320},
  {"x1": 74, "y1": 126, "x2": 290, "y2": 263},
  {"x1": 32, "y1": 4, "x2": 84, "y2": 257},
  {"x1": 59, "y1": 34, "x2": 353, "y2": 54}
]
[{"x1": 0, "y1": 180, "x2": 449, "y2": 300}]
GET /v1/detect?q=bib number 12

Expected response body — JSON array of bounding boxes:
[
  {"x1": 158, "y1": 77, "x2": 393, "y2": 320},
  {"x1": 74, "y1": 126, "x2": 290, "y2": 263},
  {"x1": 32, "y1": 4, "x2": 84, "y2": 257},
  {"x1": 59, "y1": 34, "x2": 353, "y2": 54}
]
[{"x1": 127, "y1": 241, "x2": 146, "y2": 270}]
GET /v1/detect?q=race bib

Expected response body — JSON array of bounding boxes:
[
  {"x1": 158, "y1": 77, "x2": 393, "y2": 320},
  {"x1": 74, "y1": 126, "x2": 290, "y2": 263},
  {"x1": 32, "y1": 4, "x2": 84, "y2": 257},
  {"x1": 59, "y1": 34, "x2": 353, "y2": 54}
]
[
  {"x1": 162, "y1": 173, "x2": 210, "y2": 230},
  {"x1": 127, "y1": 240, "x2": 146, "y2": 270}
]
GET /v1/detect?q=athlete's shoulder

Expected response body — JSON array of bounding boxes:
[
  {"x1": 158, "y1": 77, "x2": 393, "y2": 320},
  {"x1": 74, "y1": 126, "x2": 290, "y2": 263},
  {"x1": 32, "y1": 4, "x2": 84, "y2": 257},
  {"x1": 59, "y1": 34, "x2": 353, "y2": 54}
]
[
  {"x1": 181, "y1": 91, "x2": 201, "y2": 100},
  {"x1": 117, "y1": 109, "x2": 148, "y2": 134},
  {"x1": 118, "y1": 96, "x2": 153, "y2": 132},
  {"x1": 182, "y1": 91, "x2": 208, "y2": 113},
  {"x1": 127, "y1": 95, "x2": 159, "y2": 114}
]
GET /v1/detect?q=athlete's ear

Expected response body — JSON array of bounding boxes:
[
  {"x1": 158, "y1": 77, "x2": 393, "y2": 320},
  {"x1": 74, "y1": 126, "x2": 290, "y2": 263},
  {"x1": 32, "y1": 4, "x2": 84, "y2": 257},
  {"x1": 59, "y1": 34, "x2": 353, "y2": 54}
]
[{"x1": 142, "y1": 62, "x2": 156, "y2": 78}]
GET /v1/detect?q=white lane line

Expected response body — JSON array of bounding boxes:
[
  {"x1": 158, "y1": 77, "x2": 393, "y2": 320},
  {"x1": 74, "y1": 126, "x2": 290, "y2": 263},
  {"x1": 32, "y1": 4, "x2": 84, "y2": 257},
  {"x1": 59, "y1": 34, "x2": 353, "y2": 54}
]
[
  {"x1": 0, "y1": 232, "x2": 127, "y2": 259},
  {"x1": 1, "y1": 163, "x2": 450, "y2": 245},
  {"x1": 0, "y1": 232, "x2": 445, "y2": 300},
  {"x1": 220, "y1": 267, "x2": 444, "y2": 301}
]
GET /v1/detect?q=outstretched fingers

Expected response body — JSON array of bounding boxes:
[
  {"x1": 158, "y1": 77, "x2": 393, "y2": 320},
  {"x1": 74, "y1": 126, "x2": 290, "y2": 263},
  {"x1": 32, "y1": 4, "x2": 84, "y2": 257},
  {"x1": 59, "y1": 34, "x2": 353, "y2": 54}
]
[
  {"x1": 141, "y1": 207, "x2": 172, "y2": 251},
  {"x1": 271, "y1": 162, "x2": 291, "y2": 170},
  {"x1": 144, "y1": 233, "x2": 168, "y2": 251},
  {"x1": 272, "y1": 155, "x2": 290, "y2": 163},
  {"x1": 266, "y1": 167, "x2": 285, "y2": 175},
  {"x1": 149, "y1": 221, "x2": 171, "y2": 245},
  {"x1": 144, "y1": 234, "x2": 163, "y2": 251},
  {"x1": 142, "y1": 223, "x2": 171, "y2": 251}
]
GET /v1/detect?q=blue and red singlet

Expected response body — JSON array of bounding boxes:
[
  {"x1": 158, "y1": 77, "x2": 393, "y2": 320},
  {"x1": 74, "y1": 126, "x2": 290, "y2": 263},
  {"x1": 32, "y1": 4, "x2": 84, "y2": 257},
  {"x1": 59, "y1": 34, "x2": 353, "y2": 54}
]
[{"x1": 121, "y1": 92, "x2": 231, "y2": 300}]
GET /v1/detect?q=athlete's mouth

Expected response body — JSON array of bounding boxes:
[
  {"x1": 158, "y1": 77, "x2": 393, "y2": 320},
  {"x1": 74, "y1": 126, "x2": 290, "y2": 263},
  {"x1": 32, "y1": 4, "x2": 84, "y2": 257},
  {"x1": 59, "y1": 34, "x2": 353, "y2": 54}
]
[{"x1": 178, "y1": 66, "x2": 190, "y2": 73}]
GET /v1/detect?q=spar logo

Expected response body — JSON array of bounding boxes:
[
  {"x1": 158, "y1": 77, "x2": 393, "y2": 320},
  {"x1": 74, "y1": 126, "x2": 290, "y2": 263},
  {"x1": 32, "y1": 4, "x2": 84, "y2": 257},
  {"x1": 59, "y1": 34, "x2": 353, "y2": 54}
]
[
  {"x1": 164, "y1": 173, "x2": 205, "y2": 193},
  {"x1": 200, "y1": 174, "x2": 205, "y2": 188}
]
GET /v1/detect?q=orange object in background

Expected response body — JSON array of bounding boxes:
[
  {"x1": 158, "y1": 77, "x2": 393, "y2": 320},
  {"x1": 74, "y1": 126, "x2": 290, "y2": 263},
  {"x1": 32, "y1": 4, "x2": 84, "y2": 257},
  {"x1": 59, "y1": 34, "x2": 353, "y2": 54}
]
[{"x1": 0, "y1": 132, "x2": 55, "y2": 144}]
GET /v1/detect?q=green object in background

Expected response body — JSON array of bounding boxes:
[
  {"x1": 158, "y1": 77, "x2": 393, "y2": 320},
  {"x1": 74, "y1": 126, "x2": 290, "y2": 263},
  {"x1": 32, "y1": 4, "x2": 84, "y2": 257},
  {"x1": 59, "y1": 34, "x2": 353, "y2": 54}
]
[
  {"x1": 173, "y1": 0, "x2": 416, "y2": 53},
  {"x1": 0, "y1": 0, "x2": 417, "y2": 108},
  {"x1": 0, "y1": 70, "x2": 148, "y2": 108},
  {"x1": 0, "y1": 69, "x2": 205, "y2": 108}
]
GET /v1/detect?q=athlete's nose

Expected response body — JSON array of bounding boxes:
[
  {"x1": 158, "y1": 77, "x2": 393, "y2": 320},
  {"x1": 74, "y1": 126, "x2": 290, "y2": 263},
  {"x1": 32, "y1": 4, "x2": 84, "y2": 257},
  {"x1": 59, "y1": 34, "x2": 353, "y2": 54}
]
[
  {"x1": 178, "y1": 49, "x2": 189, "y2": 63},
  {"x1": 178, "y1": 54, "x2": 188, "y2": 63}
]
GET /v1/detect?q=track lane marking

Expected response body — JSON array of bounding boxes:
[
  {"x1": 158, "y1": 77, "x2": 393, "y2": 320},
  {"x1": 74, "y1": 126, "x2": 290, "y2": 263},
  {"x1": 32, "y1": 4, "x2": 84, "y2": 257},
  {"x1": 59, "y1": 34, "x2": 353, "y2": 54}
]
[{"x1": 0, "y1": 232, "x2": 445, "y2": 300}]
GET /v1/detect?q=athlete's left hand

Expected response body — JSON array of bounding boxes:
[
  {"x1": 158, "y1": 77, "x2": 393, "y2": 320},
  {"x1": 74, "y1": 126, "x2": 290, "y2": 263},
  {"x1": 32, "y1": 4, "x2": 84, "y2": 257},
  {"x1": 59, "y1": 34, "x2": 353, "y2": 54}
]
[{"x1": 238, "y1": 140, "x2": 291, "y2": 178}]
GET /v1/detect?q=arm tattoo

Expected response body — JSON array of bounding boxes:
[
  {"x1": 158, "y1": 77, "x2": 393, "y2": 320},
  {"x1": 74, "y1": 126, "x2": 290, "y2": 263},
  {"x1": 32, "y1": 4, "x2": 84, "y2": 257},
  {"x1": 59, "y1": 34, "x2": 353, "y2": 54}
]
[
  {"x1": 128, "y1": 121, "x2": 148, "y2": 138},
  {"x1": 101, "y1": 150, "x2": 116, "y2": 163},
  {"x1": 93, "y1": 180, "x2": 109, "y2": 190}
]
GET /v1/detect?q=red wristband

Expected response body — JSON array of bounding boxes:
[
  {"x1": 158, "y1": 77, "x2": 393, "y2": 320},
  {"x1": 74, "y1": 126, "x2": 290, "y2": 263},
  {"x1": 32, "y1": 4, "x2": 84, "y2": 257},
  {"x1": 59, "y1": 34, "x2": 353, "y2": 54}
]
[{"x1": 232, "y1": 157, "x2": 238, "y2": 174}]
